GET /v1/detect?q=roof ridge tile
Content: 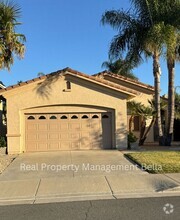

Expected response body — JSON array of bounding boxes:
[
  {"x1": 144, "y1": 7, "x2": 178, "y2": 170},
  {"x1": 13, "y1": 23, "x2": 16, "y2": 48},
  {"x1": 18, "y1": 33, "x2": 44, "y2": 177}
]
[{"x1": 0, "y1": 67, "x2": 139, "y2": 96}]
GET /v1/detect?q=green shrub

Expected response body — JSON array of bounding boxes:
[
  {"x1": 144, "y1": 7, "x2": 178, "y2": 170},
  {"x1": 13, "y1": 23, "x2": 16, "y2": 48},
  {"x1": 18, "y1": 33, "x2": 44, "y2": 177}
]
[
  {"x1": 127, "y1": 132, "x2": 138, "y2": 149},
  {"x1": 0, "y1": 136, "x2": 7, "y2": 148},
  {"x1": 128, "y1": 132, "x2": 138, "y2": 143}
]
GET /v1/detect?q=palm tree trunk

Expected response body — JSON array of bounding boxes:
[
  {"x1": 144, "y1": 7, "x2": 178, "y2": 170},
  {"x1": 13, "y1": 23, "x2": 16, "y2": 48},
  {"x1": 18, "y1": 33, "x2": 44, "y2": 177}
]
[
  {"x1": 139, "y1": 116, "x2": 156, "y2": 146},
  {"x1": 165, "y1": 59, "x2": 175, "y2": 146},
  {"x1": 129, "y1": 115, "x2": 134, "y2": 133},
  {"x1": 139, "y1": 117, "x2": 146, "y2": 141},
  {"x1": 153, "y1": 52, "x2": 164, "y2": 145}
]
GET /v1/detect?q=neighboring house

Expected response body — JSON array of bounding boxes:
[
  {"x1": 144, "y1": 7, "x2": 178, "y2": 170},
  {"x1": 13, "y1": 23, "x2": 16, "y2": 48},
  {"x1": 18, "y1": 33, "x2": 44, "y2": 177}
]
[
  {"x1": 0, "y1": 82, "x2": 7, "y2": 137},
  {"x1": 0, "y1": 67, "x2": 154, "y2": 154}
]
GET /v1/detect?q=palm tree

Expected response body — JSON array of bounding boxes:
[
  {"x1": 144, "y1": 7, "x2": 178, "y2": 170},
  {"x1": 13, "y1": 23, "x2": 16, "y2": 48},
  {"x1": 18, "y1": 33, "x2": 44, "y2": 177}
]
[
  {"x1": 37, "y1": 72, "x2": 45, "y2": 77},
  {"x1": 127, "y1": 99, "x2": 167, "y2": 146},
  {"x1": 101, "y1": 0, "x2": 179, "y2": 145},
  {"x1": 17, "y1": 80, "x2": 23, "y2": 84},
  {"x1": 102, "y1": 59, "x2": 139, "y2": 80},
  {"x1": 0, "y1": 1, "x2": 25, "y2": 70},
  {"x1": 165, "y1": 31, "x2": 180, "y2": 145},
  {"x1": 127, "y1": 100, "x2": 142, "y2": 133},
  {"x1": 138, "y1": 99, "x2": 167, "y2": 146}
]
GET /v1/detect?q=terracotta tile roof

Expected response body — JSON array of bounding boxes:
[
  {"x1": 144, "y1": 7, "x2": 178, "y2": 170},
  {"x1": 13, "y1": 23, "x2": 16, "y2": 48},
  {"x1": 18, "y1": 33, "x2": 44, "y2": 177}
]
[
  {"x1": 65, "y1": 68, "x2": 139, "y2": 96},
  {"x1": 94, "y1": 70, "x2": 154, "y2": 92},
  {"x1": 0, "y1": 67, "x2": 139, "y2": 96}
]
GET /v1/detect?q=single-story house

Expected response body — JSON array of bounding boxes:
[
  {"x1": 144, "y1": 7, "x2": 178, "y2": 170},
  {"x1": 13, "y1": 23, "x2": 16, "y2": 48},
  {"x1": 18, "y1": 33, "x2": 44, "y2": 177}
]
[{"x1": 0, "y1": 67, "x2": 155, "y2": 154}]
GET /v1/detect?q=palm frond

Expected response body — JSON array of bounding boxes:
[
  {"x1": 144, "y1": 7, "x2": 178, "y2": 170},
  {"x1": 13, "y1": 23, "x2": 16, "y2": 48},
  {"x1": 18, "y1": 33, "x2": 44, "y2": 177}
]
[{"x1": 0, "y1": 0, "x2": 25, "y2": 70}]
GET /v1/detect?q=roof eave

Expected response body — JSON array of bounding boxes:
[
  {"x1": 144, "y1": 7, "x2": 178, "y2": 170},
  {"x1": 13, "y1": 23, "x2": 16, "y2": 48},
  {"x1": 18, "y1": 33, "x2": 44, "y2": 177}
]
[{"x1": 94, "y1": 71, "x2": 155, "y2": 92}]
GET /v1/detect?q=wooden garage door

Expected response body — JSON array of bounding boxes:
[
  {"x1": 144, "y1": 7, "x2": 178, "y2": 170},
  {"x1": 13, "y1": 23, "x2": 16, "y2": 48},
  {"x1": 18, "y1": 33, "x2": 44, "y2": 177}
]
[{"x1": 25, "y1": 113, "x2": 111, "y2": 152}]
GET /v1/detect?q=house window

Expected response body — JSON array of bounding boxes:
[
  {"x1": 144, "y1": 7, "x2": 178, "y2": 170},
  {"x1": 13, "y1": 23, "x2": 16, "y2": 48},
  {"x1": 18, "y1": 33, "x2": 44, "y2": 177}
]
[
  {"x1": 133, "y1": 116, "x2": 140, "y2": 131},
  {"x1": 50, "y1": 115, "x2": 57, "y2": 119},
  {"x1": 92, "y1": 115, "x2": 99, "y2": 119},
  {"x1": 61, "y1": 115, "x2": 68, "y2": 119},
  {"x1": 27, "y1": 116, "x2": 35, "y2": 120},
  {"x1": 39, "y1": 116, "x2": 46, "y2": 120},
  {"x1": 71, "y1": 115, "x2": 78, "y2": 119},
  {"x1": 66, "y1": 81, "x2": 71, "y2": 90},
  {"x1": 82, "y1": 115, "x2": 88, "y2": 119}
]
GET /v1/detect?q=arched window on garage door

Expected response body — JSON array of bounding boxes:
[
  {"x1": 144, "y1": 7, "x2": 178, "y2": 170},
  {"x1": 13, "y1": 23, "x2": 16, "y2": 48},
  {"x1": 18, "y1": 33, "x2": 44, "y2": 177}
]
[
  {"x1": 71, "y1": 115, "x2": 78, "y2": 119},
  {"x1": 39, "y1": 116, "x2": 46, "y2": 120},
  {"x1": 50, "y1": 115, "x2": 57, "y2": 119},
  {"x1": 61, "y1": 115, "x2": 68, "y2": 119},
  {"x1": 27, "y1": 116, "x2": 35, "y2": 120},
  {"x1": 82, "y1": 115, "x2": 89, "y2": 119},
  {"x1": 92, "y1": 115, "x2": 99, "y2": 119}
]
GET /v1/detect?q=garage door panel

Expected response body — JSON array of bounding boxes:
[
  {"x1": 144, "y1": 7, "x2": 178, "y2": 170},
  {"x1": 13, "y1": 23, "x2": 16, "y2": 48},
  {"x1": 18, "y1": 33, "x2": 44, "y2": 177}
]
[
  {"x1": 49, "y1": 124, "x2": 59, "y2": 130},
  {"x1": 69, "y1": 123, "x2": 80, "y2": 130},
  {"x1": 26, "y1": 142, "x2": 37, "y2": 151},
  {"x1": 37, "y1": 143, "x2": 48, "y2": 151},
  {"x1": 81, "y1": 138, "x2": 91, "y2": 149},
  {"x1": 60, "y1": 123, "x2": 69, "y2": 130},
  {"x1": 69, "y1": 133, "x2": 80, "y2": 140},
  {"x1": 81, "y1": 131, "x2": 90, "y2": 137},
  {"x1": 92, "y1": 141, "x2": 102, "y2": 149},
  {"x1": 26, "y1": 134, "x2": 37, "y2": 140},
  {"x1": 48, "y1": 142, "x2": 59, "y2": 150},
  {"x1": 91, "y1": 123, "x2": 101, "y2": 130},
  {"x1": 60, "y1": 133, "x2": 69, "y2": 139},
  {"x1": 60, "y1": 141, "x2": 71, "y2": 150},
  {"x1": 38, "y1": 134, "x2": 48, "y2": 140},
  {"x1": 26, "y1": 124, "x2": 37, "y2": 130},
  {"x1": 25, "y1": 112, "x2": 112, "y2": 152},
  {"x1": 71, "y1": 142, "x2": 80, "y2": 150},
  {"x1": 81, "y1": 122, "x2": 91, "y2": 129},
  {"x1": 49, "y1": 133, "x2": 59, "y2": 140},
  {"x1": 38, "y1": 124, "x2": 48, "y2": 130},
  {"x1": 90, "y1": 130, "x2": 102, "y2": 139}
]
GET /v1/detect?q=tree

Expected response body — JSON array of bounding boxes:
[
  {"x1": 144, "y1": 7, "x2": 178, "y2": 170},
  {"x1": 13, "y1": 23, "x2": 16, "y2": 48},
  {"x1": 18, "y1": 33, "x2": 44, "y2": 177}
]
[
  {"x1": 0, "y1": 1, "x2": 25, "y2": 70},
  {"x1": 127, "y1": 99, "x2": 167, "y2": 146},
  {"x1": 138, "y1": 99, "x2": 167, "y2": 146},
  {"x1": 102, "y1": 59, "x2": 139, "y2": 80},
  {"x1": 165, "y1": 23, "x2": 180, "y2": 145},
  {"x1": 37, "y1": 72, "x2": 45, "y2": 77},
  {"x1": 127, "y1": 100, "x2": 142, "y2": 133},
  {"x1": 101, "y1": 0, "x2": 179, "y2": 145},
  {"x1": 136, "y1": 101, "x2": 156, "y2": 146},
  {"x1": 127, "y1": 100, "x2": 155, "y2": 146}
]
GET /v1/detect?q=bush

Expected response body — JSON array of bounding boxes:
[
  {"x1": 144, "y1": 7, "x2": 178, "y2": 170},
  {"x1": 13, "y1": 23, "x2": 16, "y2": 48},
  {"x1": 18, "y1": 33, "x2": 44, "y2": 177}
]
[
  {"x1": 127, "y1": 132, "x2": 138, "y2": 149},
  {"x1": 128, "y1": 132, "x2": 138, "y2": 143},
  {"x1": 0, "y1": 136, "x2": 7, "y2": 148}
]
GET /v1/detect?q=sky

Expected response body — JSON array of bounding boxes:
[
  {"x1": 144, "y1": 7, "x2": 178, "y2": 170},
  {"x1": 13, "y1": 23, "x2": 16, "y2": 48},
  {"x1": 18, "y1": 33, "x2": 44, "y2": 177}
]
[{"x1": 0, "y1": 0, "x2": 179, "y2": 95}]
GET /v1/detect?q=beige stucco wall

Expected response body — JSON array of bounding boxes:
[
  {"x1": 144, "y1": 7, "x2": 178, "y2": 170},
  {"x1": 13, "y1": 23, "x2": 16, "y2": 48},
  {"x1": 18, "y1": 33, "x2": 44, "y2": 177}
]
[
  {"x1": 102, "y1": 75, "x2": 155, "y2": 143},
  {"x1": 3, "y1": 74, "x2": 129, "y2": 154}
]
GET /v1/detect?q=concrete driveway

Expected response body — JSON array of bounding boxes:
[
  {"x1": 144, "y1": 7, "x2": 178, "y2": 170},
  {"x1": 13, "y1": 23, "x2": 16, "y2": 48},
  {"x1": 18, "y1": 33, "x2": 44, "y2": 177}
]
[
  {"x1": 0, "y1": 150, "x2": 145, "y2": 180},
  {"x1": 0, "y1": 150, "x2": 180, "y2": 205}
]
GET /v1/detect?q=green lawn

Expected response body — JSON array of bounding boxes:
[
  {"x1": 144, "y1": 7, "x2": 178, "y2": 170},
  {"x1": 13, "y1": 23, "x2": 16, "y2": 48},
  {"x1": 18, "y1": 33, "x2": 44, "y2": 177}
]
[{"x1": 125, "y1": 151, "x2": 180, "y2": 174}]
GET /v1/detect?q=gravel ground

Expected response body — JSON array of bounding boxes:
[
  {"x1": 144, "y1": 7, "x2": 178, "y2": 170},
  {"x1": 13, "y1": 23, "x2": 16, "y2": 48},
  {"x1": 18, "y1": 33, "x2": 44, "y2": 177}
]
[{"x1": 0, "y1": 153, "x2": 17, "y2": 174}]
